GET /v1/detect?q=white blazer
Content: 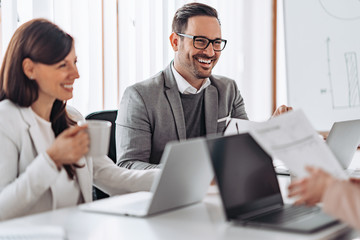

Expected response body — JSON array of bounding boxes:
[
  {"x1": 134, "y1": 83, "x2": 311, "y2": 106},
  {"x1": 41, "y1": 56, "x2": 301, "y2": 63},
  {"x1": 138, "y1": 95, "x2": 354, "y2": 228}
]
[{"x1": 0, "y1": 100, "x2": 157, "y2": 221}]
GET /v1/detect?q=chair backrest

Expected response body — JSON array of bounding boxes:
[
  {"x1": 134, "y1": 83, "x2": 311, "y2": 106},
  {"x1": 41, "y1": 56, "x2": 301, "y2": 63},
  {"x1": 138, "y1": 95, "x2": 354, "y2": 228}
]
[{"x1": 85, "y1": 110, "x2": 118, "y2": 163}]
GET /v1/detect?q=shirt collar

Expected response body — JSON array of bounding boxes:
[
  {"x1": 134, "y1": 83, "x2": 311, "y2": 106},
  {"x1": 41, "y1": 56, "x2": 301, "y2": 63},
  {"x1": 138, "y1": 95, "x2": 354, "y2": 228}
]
[{"x1": 171, "y1": 62, "x2": 211, "y2": 94}]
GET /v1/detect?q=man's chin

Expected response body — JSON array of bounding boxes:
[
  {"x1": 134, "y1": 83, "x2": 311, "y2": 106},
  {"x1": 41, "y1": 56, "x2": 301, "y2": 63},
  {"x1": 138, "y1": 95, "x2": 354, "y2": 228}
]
[
  {"x1": 196, "y1": 71, "x2": 212, "y2": 79},
  {"x1": 196, "y1": 75, "x2": 211, "y2": 79},
  {"x1": 194, "y1": 68, "x2": 213, "y2": 78}
]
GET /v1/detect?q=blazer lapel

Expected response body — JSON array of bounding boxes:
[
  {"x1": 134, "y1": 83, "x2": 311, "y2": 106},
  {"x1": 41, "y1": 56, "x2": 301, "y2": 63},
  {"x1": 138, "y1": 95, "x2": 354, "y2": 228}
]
[
  {"x1": 163, "y1": 64, "x2": 186, "y2": 140},
  {"x1": 19, "y1": 107, "x2": 63, "y2": 208},
  {"x1": 19, "y1": 107, "x2": 48, "y2": 154},
  {"x1": 20, "y1": 106, "x2": 92, "y2": 203},
  {"x1": 204, "y1": 84, "x2": 218, "y2": 135},
  {"x1": 75, "y1": 158, "x2": 92, "y2": 203}
]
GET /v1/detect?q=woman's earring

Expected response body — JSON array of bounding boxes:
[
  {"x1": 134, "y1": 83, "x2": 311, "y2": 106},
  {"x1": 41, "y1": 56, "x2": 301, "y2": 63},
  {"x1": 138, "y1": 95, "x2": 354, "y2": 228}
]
[{"x1": 30, "y1": 76, "x2": 34, "y2": 80}]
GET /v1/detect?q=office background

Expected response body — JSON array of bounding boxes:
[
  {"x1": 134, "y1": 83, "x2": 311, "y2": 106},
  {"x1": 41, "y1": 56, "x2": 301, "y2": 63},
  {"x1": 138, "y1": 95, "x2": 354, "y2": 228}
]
[{"x1": 0, "y1": 0, "x2": 287, "y2": 122}]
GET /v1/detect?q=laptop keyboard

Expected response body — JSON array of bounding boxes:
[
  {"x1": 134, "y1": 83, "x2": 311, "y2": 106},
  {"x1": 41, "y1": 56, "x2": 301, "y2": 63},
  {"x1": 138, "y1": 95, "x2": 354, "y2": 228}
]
[{"x1": 248, "y1": 205, "x2": 320, "y2": 224}]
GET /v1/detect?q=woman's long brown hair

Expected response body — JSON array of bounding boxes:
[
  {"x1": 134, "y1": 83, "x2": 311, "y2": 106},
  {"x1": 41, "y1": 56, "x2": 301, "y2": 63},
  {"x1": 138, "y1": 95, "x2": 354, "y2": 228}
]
[{"x1": 0, "y1": 18, "x2": 83, "y2": 179}]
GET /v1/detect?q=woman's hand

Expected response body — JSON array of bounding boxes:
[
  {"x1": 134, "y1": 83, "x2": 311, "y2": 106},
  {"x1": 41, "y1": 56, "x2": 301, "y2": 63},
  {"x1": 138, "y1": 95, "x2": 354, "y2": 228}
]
[
  {"x1": 47, "y1": 125, "x2": 89, "y2": 168},
  {"x1": 350, "y1": 177, "x2": 360, "y2": 184},
  {"x1": 288, "y1": 166, "x2": 334, "y2": 206}
]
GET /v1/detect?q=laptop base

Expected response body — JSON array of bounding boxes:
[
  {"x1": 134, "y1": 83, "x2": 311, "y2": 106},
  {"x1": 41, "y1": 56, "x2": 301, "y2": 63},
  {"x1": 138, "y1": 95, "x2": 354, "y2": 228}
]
[{"x1": 80, "y1": 191, "x2": 152, "y2": 217}]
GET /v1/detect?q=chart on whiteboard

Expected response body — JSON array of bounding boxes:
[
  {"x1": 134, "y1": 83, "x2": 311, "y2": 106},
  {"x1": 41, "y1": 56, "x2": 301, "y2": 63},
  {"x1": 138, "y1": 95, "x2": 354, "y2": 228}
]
[
  {"x1": 284, "y1": 0, "x2": 360, "y2": 130},
  {"x1": 321, "y1": 0, "x2": 360, "y2": 109}
]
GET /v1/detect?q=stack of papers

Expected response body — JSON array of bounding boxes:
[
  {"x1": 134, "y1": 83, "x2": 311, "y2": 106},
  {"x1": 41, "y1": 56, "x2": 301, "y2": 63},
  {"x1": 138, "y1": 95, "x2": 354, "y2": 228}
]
[
  {"x1": 224, "y1": 110, "x2": 348, "y2": 179},
  {"x1": 0, "y1": 226, "x2": 66, "y2": 240}
]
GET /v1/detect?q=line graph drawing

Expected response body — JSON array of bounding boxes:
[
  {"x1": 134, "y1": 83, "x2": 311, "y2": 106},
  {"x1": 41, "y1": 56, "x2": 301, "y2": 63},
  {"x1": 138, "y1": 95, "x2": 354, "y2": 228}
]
[
  {"x1": 326, "y1": 37, "x2": 335, "y2": 108},
  {"x1": 326, "y1": 38, "x2": 360, "y2": 109},
  {"x1": 319, "y1": 0, "x2": 360, "y2": 21},
  {"x1": 284, "y1": 0, "x2": 360, "y2": 131}
]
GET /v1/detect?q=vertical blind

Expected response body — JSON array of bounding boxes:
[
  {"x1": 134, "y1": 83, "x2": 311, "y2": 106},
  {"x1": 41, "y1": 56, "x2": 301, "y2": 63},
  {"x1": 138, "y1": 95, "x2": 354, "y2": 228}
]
[{"x1": 1, "y1": 0, "x2": 274, "y2": 121}]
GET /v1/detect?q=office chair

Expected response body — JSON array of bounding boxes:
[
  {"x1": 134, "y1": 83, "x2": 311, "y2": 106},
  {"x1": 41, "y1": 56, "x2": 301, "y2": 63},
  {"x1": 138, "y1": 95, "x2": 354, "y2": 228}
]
[{"x1": 86, "y1": 110, "x2": 118, "y2": 200}]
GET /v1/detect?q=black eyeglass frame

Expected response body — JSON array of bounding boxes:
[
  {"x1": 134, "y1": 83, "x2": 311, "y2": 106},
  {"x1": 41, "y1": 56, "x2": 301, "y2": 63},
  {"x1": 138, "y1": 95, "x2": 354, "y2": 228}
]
[{"x1": 176, "y1": 33, "x2": 227, "y2": 52}]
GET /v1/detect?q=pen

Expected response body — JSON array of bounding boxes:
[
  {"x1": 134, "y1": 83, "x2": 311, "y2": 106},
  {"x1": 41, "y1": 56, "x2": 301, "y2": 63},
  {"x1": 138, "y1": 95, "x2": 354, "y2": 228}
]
[{"x1": 222, "y1": 119, "x2": 232, "y2": 134}]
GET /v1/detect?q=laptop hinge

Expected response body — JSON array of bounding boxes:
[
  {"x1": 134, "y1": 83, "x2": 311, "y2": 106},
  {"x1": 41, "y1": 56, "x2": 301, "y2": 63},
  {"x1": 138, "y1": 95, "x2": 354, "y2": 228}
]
[{"x1": 237, "y1": 204, "x2": 283, "y2": 221}]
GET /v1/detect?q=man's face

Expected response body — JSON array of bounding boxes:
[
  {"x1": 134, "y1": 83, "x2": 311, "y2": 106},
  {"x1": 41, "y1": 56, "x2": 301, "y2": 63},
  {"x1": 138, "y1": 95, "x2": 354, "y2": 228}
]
[{"x1": 173, "y1": 16, "x2": 222, "y2": 84}]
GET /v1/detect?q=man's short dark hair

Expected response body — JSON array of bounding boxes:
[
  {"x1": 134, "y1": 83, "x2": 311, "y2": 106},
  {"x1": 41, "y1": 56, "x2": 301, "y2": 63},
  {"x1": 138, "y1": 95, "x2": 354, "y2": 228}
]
[{"x1": 172, "y1": 2, "x2": 220, "y2": 33}]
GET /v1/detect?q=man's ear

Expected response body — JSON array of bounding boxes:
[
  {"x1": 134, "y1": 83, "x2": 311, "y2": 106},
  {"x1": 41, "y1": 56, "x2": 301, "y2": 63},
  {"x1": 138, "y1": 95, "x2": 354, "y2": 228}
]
[
  {"x1": 22, "y1": 58, "x2": 36, "y2": 80},
  {"x1": 169, "y1": 32, "x2": 179, "y2": 51}
]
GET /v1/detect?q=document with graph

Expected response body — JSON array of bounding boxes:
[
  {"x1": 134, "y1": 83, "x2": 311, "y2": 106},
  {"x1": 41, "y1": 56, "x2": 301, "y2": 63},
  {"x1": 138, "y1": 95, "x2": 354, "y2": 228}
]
[{"x1": 248, "y1": 110, "x2": 348, "y2": 179}]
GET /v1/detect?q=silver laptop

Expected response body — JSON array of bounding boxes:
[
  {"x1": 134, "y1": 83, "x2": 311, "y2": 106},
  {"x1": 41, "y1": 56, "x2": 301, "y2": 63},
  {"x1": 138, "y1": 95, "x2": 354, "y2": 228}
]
[
  {"x1": 80, "y1": 137, "x2": 213, "y2": 217},
  {"x1": 326, "y1": 119, "x2": 360, "y2": 170},
  {"x1": 207, "y1": 133, "x2": 339, "y2": 233}
]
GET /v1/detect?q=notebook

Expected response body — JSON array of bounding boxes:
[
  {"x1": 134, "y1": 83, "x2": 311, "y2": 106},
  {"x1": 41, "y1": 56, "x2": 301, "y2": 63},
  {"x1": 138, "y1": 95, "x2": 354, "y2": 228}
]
[
  {"x1": 206, "y1": 133, "x2": 339, "y2": 233},
  {"x1": 0, "y1": 226, "x2": 66, "y2": 240},
  {"x1": 80, "y1": 137, "x2": 213, "y2": 217}
]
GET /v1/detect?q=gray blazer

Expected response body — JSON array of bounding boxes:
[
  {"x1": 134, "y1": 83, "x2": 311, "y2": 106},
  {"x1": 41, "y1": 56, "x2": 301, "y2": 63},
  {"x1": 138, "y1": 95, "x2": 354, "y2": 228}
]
[{"x1": 116, "y1": 63, "x2": 248, "y2": 169}]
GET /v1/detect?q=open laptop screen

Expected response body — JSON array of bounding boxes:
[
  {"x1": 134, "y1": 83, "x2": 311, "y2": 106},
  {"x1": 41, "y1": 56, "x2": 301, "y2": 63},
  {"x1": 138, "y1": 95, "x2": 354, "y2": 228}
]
[{"x1": 207, "y1": 133, "x2": 283, "y2": 220}]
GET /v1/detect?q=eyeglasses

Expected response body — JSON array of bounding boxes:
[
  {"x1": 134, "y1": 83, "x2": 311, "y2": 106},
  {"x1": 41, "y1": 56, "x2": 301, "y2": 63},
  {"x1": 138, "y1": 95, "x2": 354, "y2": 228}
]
[{"x1": 177, "y1": 33, "x2": 227, "y2": 52}]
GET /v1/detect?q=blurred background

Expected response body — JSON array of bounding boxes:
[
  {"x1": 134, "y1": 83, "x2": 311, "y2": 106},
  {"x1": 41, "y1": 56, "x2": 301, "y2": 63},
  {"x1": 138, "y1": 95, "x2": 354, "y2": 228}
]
[{"x1": 0, "y1": 0, "x2": 288, "y2": 121}]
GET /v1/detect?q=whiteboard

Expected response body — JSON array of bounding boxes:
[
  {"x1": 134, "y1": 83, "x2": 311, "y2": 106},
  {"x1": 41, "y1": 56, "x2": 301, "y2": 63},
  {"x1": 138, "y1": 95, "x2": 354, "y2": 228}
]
[{"x1": 283, "y1": 0, "x2": 360, "y2": 131}]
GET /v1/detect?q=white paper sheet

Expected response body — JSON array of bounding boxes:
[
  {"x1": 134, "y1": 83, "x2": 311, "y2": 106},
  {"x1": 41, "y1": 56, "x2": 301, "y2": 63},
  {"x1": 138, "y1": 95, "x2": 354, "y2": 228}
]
[
  {"x1": 249, "y1": 110, "x2": 348, "y2": 179},
  {"x1": 224, "y1": 118, "x2": 260, "y2": 136},
  {"x1": 0, "y1": 226, "x2": 66, "y2": 240},
  {"x1": 227, "y1": 110, "x2": 348, "y2": 179}
]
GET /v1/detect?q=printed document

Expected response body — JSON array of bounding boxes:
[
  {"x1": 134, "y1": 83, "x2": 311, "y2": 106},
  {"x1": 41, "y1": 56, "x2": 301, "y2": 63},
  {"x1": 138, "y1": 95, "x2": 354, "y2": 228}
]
[{"x1": 226, "y1": 110, "x2": 348, "y2": 179}]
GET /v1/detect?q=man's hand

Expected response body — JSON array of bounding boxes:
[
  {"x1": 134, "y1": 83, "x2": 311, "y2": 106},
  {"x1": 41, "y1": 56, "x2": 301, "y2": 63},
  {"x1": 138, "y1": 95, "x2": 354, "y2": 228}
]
[{"x1": 272, "y1": 105, "x2": 293, "y2": 117}]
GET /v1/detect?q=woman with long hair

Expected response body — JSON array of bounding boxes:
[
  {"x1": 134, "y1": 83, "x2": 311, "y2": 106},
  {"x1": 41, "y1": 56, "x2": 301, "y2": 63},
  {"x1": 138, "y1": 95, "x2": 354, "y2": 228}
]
[{"x1": 0, "y1": 18, "x2": 158, "y2": 221}]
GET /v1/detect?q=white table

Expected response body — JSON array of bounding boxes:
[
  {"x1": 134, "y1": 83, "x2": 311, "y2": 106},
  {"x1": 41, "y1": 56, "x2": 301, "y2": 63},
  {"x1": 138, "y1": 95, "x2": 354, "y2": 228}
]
[{"x1": 0, "y1": 176, "x2": 356, "y2": 240}]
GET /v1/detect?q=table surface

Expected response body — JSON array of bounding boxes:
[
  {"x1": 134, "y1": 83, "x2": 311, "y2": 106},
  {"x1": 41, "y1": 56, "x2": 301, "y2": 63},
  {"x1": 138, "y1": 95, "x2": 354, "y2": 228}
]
[{"x1": 0, "y1": 175, "x2": 357, "y2": 240}]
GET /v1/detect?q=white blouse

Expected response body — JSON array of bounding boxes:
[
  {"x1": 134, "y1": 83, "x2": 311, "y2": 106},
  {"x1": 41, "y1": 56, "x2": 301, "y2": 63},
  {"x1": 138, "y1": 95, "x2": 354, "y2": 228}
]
[{"x1": 31, "y1": 109, "x2": 81, "y2": 208}]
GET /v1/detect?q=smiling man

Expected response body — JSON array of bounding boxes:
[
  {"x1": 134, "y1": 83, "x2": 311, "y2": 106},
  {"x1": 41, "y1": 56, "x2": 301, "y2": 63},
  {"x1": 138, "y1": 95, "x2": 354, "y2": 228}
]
[{"x1": 116, "y1": 3, "x2": 288, "y2": 169}]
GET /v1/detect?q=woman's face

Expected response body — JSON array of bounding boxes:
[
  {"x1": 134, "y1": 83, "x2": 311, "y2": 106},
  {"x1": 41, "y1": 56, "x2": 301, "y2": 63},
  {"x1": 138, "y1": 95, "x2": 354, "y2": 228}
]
[{"x1": 32, "y1": 45, "x2": 79, "y2": 103}]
